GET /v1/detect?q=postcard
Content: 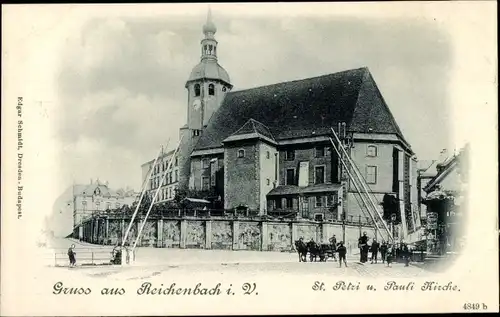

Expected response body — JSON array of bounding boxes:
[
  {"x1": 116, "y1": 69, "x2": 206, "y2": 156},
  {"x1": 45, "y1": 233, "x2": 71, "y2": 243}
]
[{"x1": 1, "y1": 2, "x2": 498, "y2": 315}]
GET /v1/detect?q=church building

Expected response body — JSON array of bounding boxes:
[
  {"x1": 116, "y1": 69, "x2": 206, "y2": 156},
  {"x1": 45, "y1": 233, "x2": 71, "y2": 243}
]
[{"x1": 142, "y1": 10, "x2": 421, "y2": 237}]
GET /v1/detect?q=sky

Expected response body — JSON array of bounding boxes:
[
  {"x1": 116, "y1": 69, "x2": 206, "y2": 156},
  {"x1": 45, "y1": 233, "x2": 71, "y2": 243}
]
[{"x1": 52, "y1": 6, "x2": 460, "y2": 192}]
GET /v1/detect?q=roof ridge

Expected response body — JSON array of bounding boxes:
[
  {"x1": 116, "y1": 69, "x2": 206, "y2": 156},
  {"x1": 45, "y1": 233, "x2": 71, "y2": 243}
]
[
  {"x1": 229, "y1": 119, "x2": 254, "y2": 136},
  {"x1": 228, "y1": 67, "x2": 369, "y2": 96},
  {"x1": 250, "y1": 119, "x2": 257, "y2": 134}
]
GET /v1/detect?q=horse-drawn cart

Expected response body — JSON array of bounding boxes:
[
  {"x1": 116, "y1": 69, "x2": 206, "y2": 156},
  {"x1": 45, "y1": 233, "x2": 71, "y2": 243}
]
[{"x1": 295, "y1": 240, "x2": 337, "y2": 262}]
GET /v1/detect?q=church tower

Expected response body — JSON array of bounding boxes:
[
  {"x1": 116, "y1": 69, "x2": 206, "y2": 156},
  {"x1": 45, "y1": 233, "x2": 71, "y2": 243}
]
[{"x1": 178, "y1": 8, "x2": 232, "y2": 190}]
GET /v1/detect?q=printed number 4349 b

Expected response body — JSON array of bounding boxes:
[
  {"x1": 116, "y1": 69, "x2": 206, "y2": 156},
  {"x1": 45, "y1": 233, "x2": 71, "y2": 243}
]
[{"x1": 463, "y1": 303, "x2": 487, "y2": 310}]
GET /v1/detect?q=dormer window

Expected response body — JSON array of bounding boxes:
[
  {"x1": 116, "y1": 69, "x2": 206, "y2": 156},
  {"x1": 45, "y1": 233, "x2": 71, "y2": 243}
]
[
  {"x1": 237, "y1": 149, "x2": 245, "y2": 158},
  {"x1": 194, "y1": 84, "x2": 201, "y2": 97},
  {"x1": 208, "y1": 84, "x2": 215, "y2": 96}
]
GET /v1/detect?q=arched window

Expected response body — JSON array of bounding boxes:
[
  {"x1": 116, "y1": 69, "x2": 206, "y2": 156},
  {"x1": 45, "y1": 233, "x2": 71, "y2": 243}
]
[
  {"x1": 367, "y1": 145, "x2": 378, "y2": 157},
  {"x1": 208, "y1": 45, "x2": 213, "y2": 54},
  {"x1": 194, "y1": 84, "x2": 201, "y2": 97},
  {"x1": 208, "y1": 84, "x2": 215, "y2": 96}
]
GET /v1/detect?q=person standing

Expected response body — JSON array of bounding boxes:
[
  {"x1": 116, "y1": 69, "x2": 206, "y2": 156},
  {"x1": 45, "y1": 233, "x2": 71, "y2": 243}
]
[
  {"x1": 358, "y1": 232, "x2": 369, "y2": 263},
  {"x1": 370, "y1": 239, "x2": 380, "y2": 264},
  {"x1": 329, "y1": 234, "x2": 338, "y2": 261},
  {"x1": 67, "y1": 244, "x2": 76, "y2": 267},
  {"x1": 337, "y1": 241, "x2": 347, "y2": 268},
  {"x1": 386, "y1": 244, "x2": 394, "y2": 268},
  {"x1": 402, "y1": 243, "x2": 410, "y2": 267},
  {"x1": 380, "y1": 241, "x2": 388, "y2": 264}
]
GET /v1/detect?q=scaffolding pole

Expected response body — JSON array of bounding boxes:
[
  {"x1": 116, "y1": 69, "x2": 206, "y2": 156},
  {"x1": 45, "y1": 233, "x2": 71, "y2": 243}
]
[
  {"x1": 330, "y1": 128, "x2": 394, "y2": 242},
  {"x1": 331, "y1": 128, "x2": 385, "y2": 220},
  {"x1": 328, "y1": 137, "x2": 384, "y2": 240},
  {"x1": 131, "y1": 137, "x2": 183, "y2": 254},
  {"x1": 121, "y1": 140, "x2": 169, "y2": 248}
]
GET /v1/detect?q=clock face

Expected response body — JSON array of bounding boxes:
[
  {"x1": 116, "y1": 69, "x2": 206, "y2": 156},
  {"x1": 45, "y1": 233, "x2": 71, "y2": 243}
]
[{"x1": 193, "y1": 100, "x2": 201, "y2": 111}]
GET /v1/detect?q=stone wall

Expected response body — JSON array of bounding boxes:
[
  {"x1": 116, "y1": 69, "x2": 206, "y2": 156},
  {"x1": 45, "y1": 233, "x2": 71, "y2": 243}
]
[{"x1": 80, "y1": 216, "x2": 377, "y2": 252}]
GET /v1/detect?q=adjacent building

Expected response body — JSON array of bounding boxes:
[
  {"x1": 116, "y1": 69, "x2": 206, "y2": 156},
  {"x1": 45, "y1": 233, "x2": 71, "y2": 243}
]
[
  {"x1": 49, "y1": 179, "x2": 139, "y2": 237},
  {"x1": 141, "y1": 149, "x2": 180, "y2": 203},
  {"x1": 422, "y1": 145, "x2": 469, "y2": 254},
  {"x1": 140, "y1": 10, "x2": 421, "y2": 239}
]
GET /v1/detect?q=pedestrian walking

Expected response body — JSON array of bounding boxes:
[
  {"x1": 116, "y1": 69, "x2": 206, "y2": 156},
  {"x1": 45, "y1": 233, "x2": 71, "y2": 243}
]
[
  {"x1": 380, "y1": 241, "x2": 388, "y2": 264},
  {"x1": 67, "y1": 244, "x2": 76, "y2": 267},
  {"x1": 337, "y1": 241, "x2": 347, "y2": 268},
  {"x1": 370, "y1": 239, "x2": 380, "y2": 264}
]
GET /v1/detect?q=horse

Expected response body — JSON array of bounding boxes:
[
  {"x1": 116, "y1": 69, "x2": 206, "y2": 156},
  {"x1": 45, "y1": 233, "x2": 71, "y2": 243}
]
[
  {"x1": 307, "y1": 240, "x2": 324, "y2": 262},
  {"x1": 294, "y1": 239, "x2": 308, "y2": 262}
]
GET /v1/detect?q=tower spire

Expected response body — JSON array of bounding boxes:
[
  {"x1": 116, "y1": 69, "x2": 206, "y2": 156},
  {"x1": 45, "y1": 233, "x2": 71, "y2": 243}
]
[
  {"x1": 203, "y1": 6, "x2": 216, "y2": 37},
  {"x1": 201, "y1": 7, "x2": 218, "y2": 61}
]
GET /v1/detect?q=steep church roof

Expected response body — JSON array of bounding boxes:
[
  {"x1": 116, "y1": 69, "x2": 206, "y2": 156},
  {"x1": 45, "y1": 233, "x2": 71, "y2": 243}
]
[{"x1": 194, "y1": 67, "x2": 409, "y2": 151}]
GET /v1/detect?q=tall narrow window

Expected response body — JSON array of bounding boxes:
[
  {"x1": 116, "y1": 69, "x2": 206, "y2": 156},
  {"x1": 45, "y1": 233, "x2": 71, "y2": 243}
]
[
  {"x1": 276, "y1": 198, "x2": 282, "y2": 209},
  {"x1": 367, "y1": 145, "x2": 378, "y2": 157},
  {"x1": 175, "y1": 157, "x2": 178, "y2": 166},
  {"x1": 366, "y1": 166, "x2": 378, "y2": 184},
  {"x1": 202, "y1": 177, "x2": 210, "y2": 191},
  {"x1": 286, "y1": 198, "x2": 293, "y2": 209},
  {"x1": 285, "y1": 149, "x2": 295, "y2": 161},
  {"x1": 286, "y1": 168, "x2": 295, "y2": 185},
  {"x1": 315, "y1": 146, "x2": 325, "y2": 157},
  {"x1": 315, "y1": 196, "x2": 323, "y2": 208},
  {"x1": 202, "y1": 158, "x2": 210, "y2": 169},
  {"x1": 208, "y1": 84, "x2": 215, "y2": 96},
  {"x1": 392, "y1": 148, "x2": 399, "y2": 192},
  {"x1": 326, "y1": 194, "x2": 335, "y2": 207},
  {"x1": 315, "y1": 166, "x2": 325, "y2": 184},
  {"x1": 194, "y1": 84, "x2": 201, "y2": 97}
]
